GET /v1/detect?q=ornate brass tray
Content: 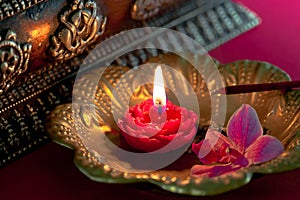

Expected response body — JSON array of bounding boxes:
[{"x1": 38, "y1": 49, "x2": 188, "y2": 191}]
[{"x1": 46, "y1": 54, "x2": 300, "y2": 196}]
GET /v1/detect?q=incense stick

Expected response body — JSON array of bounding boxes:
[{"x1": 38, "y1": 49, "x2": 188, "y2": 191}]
[{"x1": 212, "y1": 80, "x2": 300, "y2": 95}]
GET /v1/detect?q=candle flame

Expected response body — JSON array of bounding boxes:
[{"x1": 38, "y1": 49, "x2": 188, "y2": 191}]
[{"x1": 153, "y1": 66, "x2": 166, "y2": 107}]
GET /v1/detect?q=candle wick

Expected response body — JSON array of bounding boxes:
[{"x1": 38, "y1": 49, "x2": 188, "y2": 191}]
[
  {"x1": 155, "y1": 99, "x2": 162, "y2": 105},
  {"x1": 157, "y1": 105, "x2": 163, "y2": 114},
  {"x1": 154, "y1": 99, "x2": 164, "y2": 114}
]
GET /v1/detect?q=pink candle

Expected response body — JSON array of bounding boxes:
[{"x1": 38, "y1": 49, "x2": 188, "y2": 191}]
[{"x1": 118, "y1": 66, "x2": 198, "y2": 152}]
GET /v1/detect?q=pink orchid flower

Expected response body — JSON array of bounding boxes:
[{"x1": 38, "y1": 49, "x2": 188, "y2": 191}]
[{"x1": 191, "y1": 104, "x2": 284, "y2": 178}]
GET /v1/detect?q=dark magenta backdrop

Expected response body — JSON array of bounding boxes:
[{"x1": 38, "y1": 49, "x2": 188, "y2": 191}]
[
  {"x1": 210, "y1": 0, "x2": 300, "y2": 81},
  {"x1": 1, "y1": 1, "x2": 300, "y2": 199}
]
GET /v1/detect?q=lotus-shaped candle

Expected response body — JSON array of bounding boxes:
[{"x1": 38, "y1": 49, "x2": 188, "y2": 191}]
[
  {"x1": 118, "y1": 98, "x2": 198, "y2": 152},
  {"x1": 118, "y1": 66, "x2": 198, "y2": 152}
]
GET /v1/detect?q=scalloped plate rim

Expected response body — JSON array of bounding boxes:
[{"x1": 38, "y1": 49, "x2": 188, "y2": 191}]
[{"x1": 215, "y1": 59, "x2": 292, "y2": 81}]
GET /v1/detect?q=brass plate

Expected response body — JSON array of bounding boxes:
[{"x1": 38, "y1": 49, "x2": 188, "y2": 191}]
[{"x1": 46, "y1": 54, "x2": 300, "y2": 196}]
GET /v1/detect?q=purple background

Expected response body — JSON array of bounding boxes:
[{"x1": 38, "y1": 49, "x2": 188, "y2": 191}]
[
  {"x1": 210, "y1": 0, "x2": 300, "y2": 81},
  {"x1": 1, "y1": 1, "x2": 300, "y2": 199}
]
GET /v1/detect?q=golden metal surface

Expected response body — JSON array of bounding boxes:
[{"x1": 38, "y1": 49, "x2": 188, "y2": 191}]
[
  {"x1": 47, "y1": 53, "x2": 300, "y2": 195},
  {"x1": 131, "y1": 0, "x2": 175, "y2": 20},
  {"x1": 0, "y1": 29, "x2": 32, "y2": 94},
  {"x1": 49, "y1": 0, "x2": 107, "y2": 60}
]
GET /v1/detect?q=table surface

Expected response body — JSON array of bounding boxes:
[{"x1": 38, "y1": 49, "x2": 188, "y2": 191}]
[{"x1": 1, "y1": 0, "x2": 300, "y2": 199}]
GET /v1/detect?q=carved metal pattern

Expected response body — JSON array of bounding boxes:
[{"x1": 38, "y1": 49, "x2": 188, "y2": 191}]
[
  {"x1": 0, "y1": 0, "x2": 45, "y2": 21},
  {"x1": 131, "y1": 0, "x2": 174, "y2": 20},
  {"x1": 0, "y1": 55, "x2": 80, "y2": 167},
  {"x1": 49, "y1": 0, "x2": 107, "y2": 60},
  {"x1": 0, "y1": 30, "x2": 32, "y2": 94}
]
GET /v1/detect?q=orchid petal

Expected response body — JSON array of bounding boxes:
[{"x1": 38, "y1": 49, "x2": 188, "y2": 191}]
[
  {"x1": 190, "y1": 164, "x2": 243, "y2": 178},
  {"x1": 227, "y1": 104, "x2": 263, "y2": 153},
  {"x1": 245, "y1": 135, "x2": 284, "y2": 164},
  {"x1": 205, "y1": 129, "x2": 233, "y2": 148},
  {"x1": 192, "y1": 139, "x2": 217, "y2": 165},
  {"x1": 192, "y1": 129, "x2": 235, "y2": 164}
]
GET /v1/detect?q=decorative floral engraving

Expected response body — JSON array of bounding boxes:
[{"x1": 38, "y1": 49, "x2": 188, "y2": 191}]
[
  {"x1": 131, "y1": 0, "x2": 173, "y2": 20},
  {"x1": 49, "y1": 0, "x2": 107, "y2": 60},
  {"x1": 0, "y1": 30, "x2": 32, "y2": 94}
]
